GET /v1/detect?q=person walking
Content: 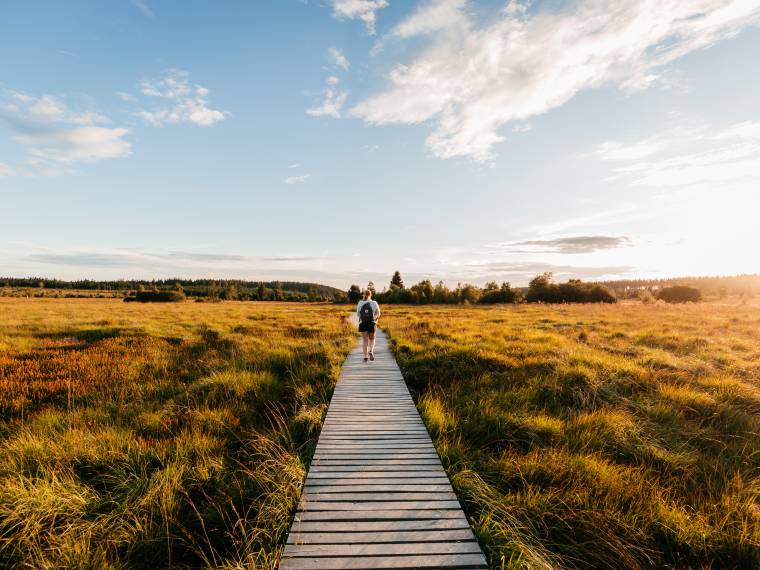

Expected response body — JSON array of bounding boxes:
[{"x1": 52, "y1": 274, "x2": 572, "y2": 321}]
[{"x1": 357, "y1": 290, "x2": 381, "y2": 362}]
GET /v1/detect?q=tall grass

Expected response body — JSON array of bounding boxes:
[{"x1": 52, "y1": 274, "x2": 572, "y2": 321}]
[
  {"x1": 0, "y1": 299, "x2": 355, "y2": 569},
  {"x1": 381, "y1": 302, "x2": 760, "y2": 569}
]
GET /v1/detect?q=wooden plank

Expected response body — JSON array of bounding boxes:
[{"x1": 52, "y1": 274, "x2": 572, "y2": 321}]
[
  {"x1": 280, "y1": 554, "x2": 488, "y2": 569},
  {"x1": 310, "y1": 462, "x2": 443, "y2": 467},
  {"x1": 302, "y1": 487, "x2": 457, "y2": 496},
  {"x1": 304, "y1": 475, "x2": 451, "y2": 484},
  {"x1": 283, "y1": 542, "x2": 483, "y2": 556},
  {"x1": 308, "y1": 471, "x2": 446, "y2": 478},
  {"x1": 294, "y1": 509, "x2": 468, "y2": 522},
  {"x1": 297, "y1": 500, "x2": 463, "y2": 511},
  {"x1": 287, "y1": 529, "x2": 477, "y2": 544},
  {"x1": 289, "y1": 519, "x2": 470, "y2": 532}
]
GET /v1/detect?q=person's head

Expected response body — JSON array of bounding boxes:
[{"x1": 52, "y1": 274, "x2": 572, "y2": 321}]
[{"x1": 363, "y1": 290, "x2": 372, "y2": 300}]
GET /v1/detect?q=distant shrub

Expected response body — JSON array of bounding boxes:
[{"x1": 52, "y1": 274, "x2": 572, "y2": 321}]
[
  {"x1": 478, "y1": 282, "x2": 522, "y2": 304},
  {"x1": 527, "y1": 273, "x2": 616, "y2": 304},
  {"x1": 124, "y1": 290, "x2": 186, "y2": 303},
  {"x1": 657, "y1": 286, "x2": 701, "y2": 303}
]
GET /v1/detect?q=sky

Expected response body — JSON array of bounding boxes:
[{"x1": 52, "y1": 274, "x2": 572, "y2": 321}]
[{"x1": 2, "y1": 0, "x2": 760, "y2": 289}]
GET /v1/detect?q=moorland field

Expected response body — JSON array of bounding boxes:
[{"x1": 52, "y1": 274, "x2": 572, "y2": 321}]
[
  {"x1": 1, "y1": 298, "x2": 758, "y2": 569},
  {"x1": 382, "y1": 303, "x2": 760, "y2": 569},
  {"x1": 0, "y1": 299, "x2": 355, "y2": 569}
]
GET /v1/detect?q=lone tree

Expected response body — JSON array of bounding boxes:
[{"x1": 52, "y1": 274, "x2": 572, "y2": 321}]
[
  {"x1": 347, "y1": 284, "x2": 362, "y2": 303},
  {"x1": 390, "y1": 271, "x2": 404, "y2": 289}
]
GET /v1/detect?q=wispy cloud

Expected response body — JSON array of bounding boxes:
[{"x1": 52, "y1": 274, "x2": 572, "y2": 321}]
[
  {"x1": 306, "y1": 76, "x2": 347, "y2": 119},
  {"x1": 115, "y1": 91, "x2": 135, "y2": 102},
  {"x1": 166, "y1": 251, "x2": 248, "y2": 262},
  {"x1": 465, "y1": 261, "x2": 635, "y2": 282},
  {"x1": 389, "y1": 0, "x2": 466, "y2": 39},
  {"x1": 17, "y1": 246, "x2": 329, "y2": 279},
  {"x1": 1, "y1": 90, "x2": 131, "y2": 171},
  {"x1": 0, "y1": 163, "x2": 15, "y2": 177},
  {"x1": 586, "y1": 120, "x2": 760, "y2": 189},
  {"x1": 351, "y1": 0, "x2": 760, "y2": 162},
  {"x1": 330, "y1": 0, "x2": 389, "y2": 35},
  {"x1": 283, "y1": 174, "x2": 310, "y2": 184},
  {"x1": 130, "y1": 0, "x2": 155, "y2": 19},
  {"x1": 135, "y1": 69, "x2": 228, "y2": 127},
  {"x1": 24, "y1": 248, "x2": 323, "y2": 268},
  {"x1": 501, "y1": 235, "x2": 633, "y2": 254},
  {"x1": 328, "y1": 47, "x2": 350, "y2": 71}
]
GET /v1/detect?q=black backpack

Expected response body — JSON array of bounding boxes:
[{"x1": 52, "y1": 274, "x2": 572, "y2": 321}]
[{"x1": 359, "y1": 302, "x2": 374, "y2": 323}]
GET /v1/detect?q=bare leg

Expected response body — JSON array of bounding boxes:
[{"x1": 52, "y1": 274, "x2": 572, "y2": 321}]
[
  {"x1": 369, "y1": 332, "x2": 376, "y2": 354},
  {"x1": 362, "y1": 332, "x2": 369, "y2": 359}
]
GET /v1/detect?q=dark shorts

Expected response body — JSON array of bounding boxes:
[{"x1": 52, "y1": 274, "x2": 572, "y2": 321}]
[{"x1": 358, "y1": 321, "x2": 376, "y2": 334}]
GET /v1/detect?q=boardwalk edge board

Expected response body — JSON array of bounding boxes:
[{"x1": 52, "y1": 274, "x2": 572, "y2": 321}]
[{"x1": 279, "y1": 332, "x2": 488, "y2": 569}]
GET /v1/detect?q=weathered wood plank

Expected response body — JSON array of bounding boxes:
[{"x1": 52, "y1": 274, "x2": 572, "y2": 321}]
[
  {"x1": 301, "y1": 491, "x2": 459, "y2": 502},
  {"x1": 294, "y1": 509, "x2": 468, "y2": 521},
  {"x1": 289, "y1": 519, "x2": 470, "y2": 532},
  {"x1": 304, "y1": 476, "x2": 451, "y2": 484},
  {"x1": 287, "y1": 529, "x2": 477, "y2": 544},
  {"x1": 283, "y1": 541, "x2": 483, "y2": 556},
  {"x1": 298, "y1": 500, "x2": 463, "y2": 511},
  {"x1": 280, "y1": 554, "x2": 488, "y2": 569}
]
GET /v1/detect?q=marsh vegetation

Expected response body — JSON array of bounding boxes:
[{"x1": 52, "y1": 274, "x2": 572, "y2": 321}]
[
  {"x1": 381, "y1": 302, "x2": 760, "y2": 569},
  {"x1": 2, "y1": 298, "x2": 759, "y2": 569},
  {"x1": 0, "y1": 299, "x2": 355, "y2": 569}
]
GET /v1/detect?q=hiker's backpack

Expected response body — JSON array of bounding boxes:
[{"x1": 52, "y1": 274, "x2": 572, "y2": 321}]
[{"x1": 359, "y1": 302, "x2": 374, "y2": 323}]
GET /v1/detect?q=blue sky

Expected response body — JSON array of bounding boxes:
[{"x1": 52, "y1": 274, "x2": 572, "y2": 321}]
[{"x1": 2, "y1": 0, "x2": 760, "y2": 288}]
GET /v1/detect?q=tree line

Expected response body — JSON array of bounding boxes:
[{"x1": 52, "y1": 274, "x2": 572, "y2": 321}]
[
  {"x1": 2, "y1": 278, "x2": 345, "y2": 302},
  {"x1": 347, "y1": 271, "x2": 616, "y2": 305},
  {"x1": 595, "y1": 273, "x2": 759, "y2": 299}
]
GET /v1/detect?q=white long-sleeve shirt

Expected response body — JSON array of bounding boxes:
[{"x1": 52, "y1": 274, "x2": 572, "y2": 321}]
[{"x1": 356, "y1": 299, "x2": 381, "y2": 322}]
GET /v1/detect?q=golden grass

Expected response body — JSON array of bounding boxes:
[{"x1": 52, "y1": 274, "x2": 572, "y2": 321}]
[
  {"x1": 3, "y1": 298, "x2": 759, "y2": 568},
  {"x1": 381, "y1": 301, "x2": 760, "y2": 569},
  {"x1": 0, "y1": 298, "x2": 355, "y2": 569}
]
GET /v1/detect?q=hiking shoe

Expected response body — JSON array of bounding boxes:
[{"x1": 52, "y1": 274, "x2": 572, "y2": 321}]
[
  {"x1": 369, "y1": 352, "x2": 375, "y2": 361},
  {"x1": 363, "y1": 357, "x2": 368, "y2": 362}
]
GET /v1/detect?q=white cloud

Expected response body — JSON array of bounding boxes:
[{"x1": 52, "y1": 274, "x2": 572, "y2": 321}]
[
  {"x1": 288, "y1": 163, "x2": 301, "y2": 169},
  {"x1": 306, "y1": 78, "x2": 347, "y2": 119},
  {"x1": 587, "y1": 120, "x2": 760, "y2": 189},
  {"x1": 136, "y1": 69, "x2": 228, "y2": 127},
  {"x1": 351, "y1": 0, "x2": 760, "y2": 162},
  {"x1": 17, "y1": 126, "x2": 131, "y2": 164},
  {"x1": 115, "y1": 91, "x2": 135, "y2": 102},
  {"x1": 2, "y1": 90, "x2": 131, "y2": 171},
  {"x1": 130, "y1": 0, "x2": 155, "y2": 18},
  {"x1": 0, "y1": 163, "x2": 14, "y2": 176},
  {"x1": 284, "y1": 174, "x2": 310, "y2": 184},
  {"x1": 8, "y1": 91, "x2": 108, "y2": 125},
  {"x1": 328, "y1": 47, "x2": 350, "y2": 71},
  {"x1": 390, "y1": 0, "x2": 467, "y2": 39},
  {"x1": 331, "y1": 0, "x2": 389, "y2": 35}
]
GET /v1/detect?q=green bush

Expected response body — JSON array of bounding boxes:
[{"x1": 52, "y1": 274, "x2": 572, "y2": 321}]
[
  {"x1": 527, "y1": 273, "x2": 616, "y2": 304},
  {"x1": 478, "y1": 282, "x2": 522, "y2": 304},
  {"x1": 657, "y1": 285, "x2": 701, "y2": 303},
  {"x1": 124, "y1": 290, "x2": 186, "y2": 303}
]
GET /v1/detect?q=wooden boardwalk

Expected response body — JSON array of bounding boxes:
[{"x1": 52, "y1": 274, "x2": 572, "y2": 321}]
[{"x1": 280, "y1": 332, "x2": 488, "y2": 569}]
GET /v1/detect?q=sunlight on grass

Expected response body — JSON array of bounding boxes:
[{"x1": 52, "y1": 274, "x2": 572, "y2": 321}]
[
  {"x1": 382, "y1": 302, "x2": 760, "y2": 568},
  {"x1": 0, "y1": 298, "x2": 355, "y2": 569}
]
